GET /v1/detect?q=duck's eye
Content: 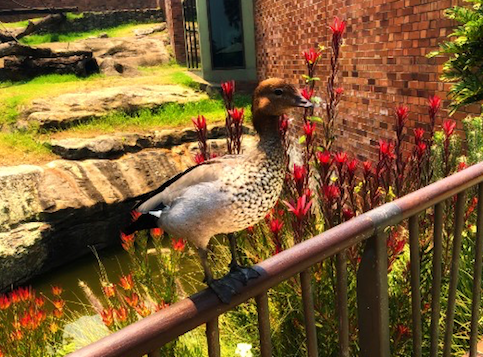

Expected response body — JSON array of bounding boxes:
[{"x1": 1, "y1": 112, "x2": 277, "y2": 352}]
[{"x1": 274, "y1": 89, "x2": 284, "y2": 96}]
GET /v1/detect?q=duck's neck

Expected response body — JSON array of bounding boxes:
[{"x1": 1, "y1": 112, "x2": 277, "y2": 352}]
[{"x1": 252, "y1": 110, "x2": 283, "y2": 153}]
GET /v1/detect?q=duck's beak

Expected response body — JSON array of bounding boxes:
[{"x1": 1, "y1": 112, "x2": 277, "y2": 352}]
[{"x1": 294, "y1": 95, "x2": 313, "y2": 108}]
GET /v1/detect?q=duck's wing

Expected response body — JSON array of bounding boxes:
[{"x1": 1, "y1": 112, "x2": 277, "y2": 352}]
[{"x1": 135, "y1": 155, "x2": 241, "y2": 214}]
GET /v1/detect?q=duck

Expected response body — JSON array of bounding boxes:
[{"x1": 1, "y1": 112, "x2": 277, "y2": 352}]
[{"x1": 122, "y1": 78, "x2": 313, "y2": 303}]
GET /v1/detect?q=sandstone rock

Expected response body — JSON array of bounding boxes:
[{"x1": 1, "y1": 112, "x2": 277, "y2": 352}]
[
  {"x1": 24, "y1": 85, "x2": 207, "y2": 129},
  {"x1": 49, "y1": 125, "x2": 255, "y2": 160}
]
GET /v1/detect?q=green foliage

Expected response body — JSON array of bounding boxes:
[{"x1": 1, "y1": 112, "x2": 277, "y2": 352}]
[
  {"x1": 464, "y1": 114, "x2": 483, "y2": 164},
  {"x1": 428, "y1": 0, "x2": 483, "y2": 113}
]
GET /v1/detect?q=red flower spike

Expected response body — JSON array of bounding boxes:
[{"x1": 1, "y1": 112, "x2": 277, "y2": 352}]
[
  {"x1": 283, "y1": 194, "x2": 313, "y2": 220},
  {"x1": 346, "y1": 159, "x2": 358, "y2": 176},
  {"x1": 228, "y1": 108, "x2": 244, "y2": 124},
  {"x1": 317, "y1": 151, "x2": 332, "y2": 167},
  {"x1": 100, "y1": 308, "x2": 114, "y2": 327},
  {"x1": 342, "y1": 208, "x2": 355, "y2": 221},
  {"x1": 269, "y1": 218, "x2": 284, "y2": 235},
  {"x1": 442, "y1": 119, "x2": 456, "y2": 138},
  {"x1": 150, "y1": 227, "x2": 163, "y2": 240},
  {"x1": 125, "y1": 292, "x2": 140, "y2": 308},
  {"x1": 192, "y1": 115, "x2": 207, "y2": 132},
  {"x1": 303, "y1": 121, "x2": 316, "y2": 139},
  {"x1": 119, "y1": 273, "x2": 134, "y2": 291},
  {"x1": 395, "y1": 105, "x2": 409, "y2": 128},
  {"x1": 414, "y1": 128, "x2": 425, "y2": 144},
  {"x1": 323, "y1": 185, "x2": 341, "y2": 203},
  {"x1": 221, "y1": 80, "x2": 235, "y2": 102},
  {"x1": 334, "y1": 152, "x2": 348, "y2": 167},
  {"x1": 303, "y1": 48, "x2": 322, "y2": 65},
  {"x1": 172, "y1": 238, "x2": 186, "y2": 252},
  {"x1": 428, "y1": 95, "x2": 441, "y2": 117},
  {"x1": 102, "y1": 284, "x2": 116, "y2": 298},
  {"x1": 362, "y1": 161, "x2": 372, "y2": 176},
  {"x1": 458, "y1": 161, "x2": 468, "y2": 171},
  {"x1": 301, "y1": 88, "x2": 314, "y2": 100},
  {"x1": 329, "y1": 16, "x2": 346, "y2": 36}
]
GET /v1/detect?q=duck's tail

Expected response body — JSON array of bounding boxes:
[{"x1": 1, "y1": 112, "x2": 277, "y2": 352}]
[{"x1": 121, "y1": 210, "x2": 159, "y2": 236}]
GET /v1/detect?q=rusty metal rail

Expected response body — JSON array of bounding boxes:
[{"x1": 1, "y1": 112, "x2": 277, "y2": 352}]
[{"x1": 68, "y1": 163, "x2": 483, "y2": 357}]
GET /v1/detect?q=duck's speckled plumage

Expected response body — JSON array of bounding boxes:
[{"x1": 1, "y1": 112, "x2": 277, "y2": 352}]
[{"x1": 130, "y1": 78, "x2": 311, "y2": 249}]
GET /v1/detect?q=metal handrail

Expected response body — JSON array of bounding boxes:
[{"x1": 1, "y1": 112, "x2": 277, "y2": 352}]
[{"x1": 68, "y1": 162, "x2": 483, "y2": 357}]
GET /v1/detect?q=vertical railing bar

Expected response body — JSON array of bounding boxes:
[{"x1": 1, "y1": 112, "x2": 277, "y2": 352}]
[
  {"x1": 300, "y1": 269, "x2": 318, "y2": 357},
  {"x1": 409, "y1": 214, "x2": 422, "y2": 357},
  {"x1": 147, "y1": 350, "x2": 161, "y2": 357},
  {"x1": 206, "y1": 318, "x2": 221, "y2": 357},
  {"x1": 357, "y1": 232, "x2": 390, "y2": 357},
  {"x1": 336, "y1": 251, "x2": 350, "y2": 357},
  {"x1": 443, "y1": 191, "x2": 466, "y2": 357},
  {"x1": 255, "y1": 291, "x2": 272, "y2": 357},
  {"x1": 429, "y1": 202, "x2": 444, "y2": 357},
  {"x1": 469, "y1": 184, "x2": 483, "y2": 357}
]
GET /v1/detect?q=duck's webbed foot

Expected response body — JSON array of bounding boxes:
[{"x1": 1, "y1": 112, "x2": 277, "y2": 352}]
[{"x1": 229, "y1": 264, "x2": 260, "y2": 285}]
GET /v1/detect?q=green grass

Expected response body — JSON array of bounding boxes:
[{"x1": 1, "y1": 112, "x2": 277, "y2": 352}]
[
  {"x1": 61, "y1": 95, "x2": 252, "y2": 135},
  {"x1": 20, "y1": 23, "x2": 162, "y2": 46}
]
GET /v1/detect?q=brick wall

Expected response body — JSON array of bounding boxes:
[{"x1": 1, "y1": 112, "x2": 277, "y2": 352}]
[
  {"x1": 254, "y1": 0, "x2": 480, "y2": 161},
  {"x1": 164, "y1": 0, "x2": 186, "y2": 63}
]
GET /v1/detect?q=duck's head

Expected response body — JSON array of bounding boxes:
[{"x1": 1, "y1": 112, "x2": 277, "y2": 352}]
[{"x1": 252, "y1": 78, "x2": 313, "y2": 132}]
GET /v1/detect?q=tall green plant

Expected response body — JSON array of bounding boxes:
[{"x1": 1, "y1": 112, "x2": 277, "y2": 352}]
[{"x1": 428, "y1": 0, "x2": 483, "y2": 113}]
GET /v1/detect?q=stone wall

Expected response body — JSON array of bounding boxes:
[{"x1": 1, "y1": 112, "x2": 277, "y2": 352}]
[{"x1": 254, "y1": 0, "x2": 480, "y2": 161}]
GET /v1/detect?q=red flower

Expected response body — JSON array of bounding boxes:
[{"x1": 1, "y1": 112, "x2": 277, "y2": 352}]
[
  {"x1": 150, "y1": 227, "x2": 163, "y2": 240},
  {"x1": 303, "y1": 47, "x2": 322, "y2": 65},
  {"x1": 52, "y1": 299, "x2": 65, "y2": 310},
  {"x1": 102, "y1": 284, "x2": 116, "y2": 298},
  {"x1": 51, "y1": 286, "x2": 62, "y2": 296},
  {"x1": 293, "y1": 163, "x2": 307, "y2": 183},
  {"x1": 283, "y1": 194, "x2": 313, "y2": 220},
  {"x1": 221, "y1": 80, "x2": 235, "y2": 102},
  {"x1": 335, "y1": 87, "x2": 344, "y2": 96},
  {"x1": 192, "y1": 115, "x2": 207, "y2": 132},
  {"x1": 125, "y1": 292, "x2": 140, "y2": 308},
  {"x1": 119, "y1": 273, "x2": 134, "y2": 291},
  {"x1": 303, "y1": 121, "x2": 316, "y2": 139},
  {"x1": 0, "y1": 294, "x2": 10, "y2": 310},
  {"x1": 396, "y1": 324, "x2": 411, "y2": 337},
  {"x1": 334, "y1": 152, "x2": 348, "y2": 167},
  {"x1": 269, "y1": 218, "x2": 284, "y2": 235},
  {"x1": 172, "y1": 238, "x2": 186, "y2": 252},
  {"x1": 379, "y1": 140, "x2": 395, "y2": 160},
  {"x1": 458, "y1": 161, "x2": 467, "y2": 171},
  {"x1": 100, "y1": 308, "x2": 114, "y2": 327},
  {"x1": 442, "y1": 119, "x2": 456, "y2": 138},
  {"x1": 395, "y1": 105, "x2": 409, "y2": 128},
  {"x1": 35, "y1": 296, "x2": 45, "y2": 307},
  {"x1": 114, "y1": 307, "x2": 128, "y2": 322},
  {"x1": 428, "y1": 95, "x2": 441, "y2": 117},
  {"x1": 342, "y1": 208, "x2": 355, "y2": 221},
  {"x1": 228, "y1": 108, "x2": 244, "y2": 124},
  {"x1": 416, "y1": 142, "x2": 427, "y2": 158},
  {"x1": 323, "y1": 185, "x2": 341, "y2": 203},
  {"x1": 301, "y1": 88, "x2": 314, "y2": 100},
  {"x1": 346, "y1": 159, "x2": 358, "y2": 176},
  {"x1": 329, "y1": 16, "x2": 346, "y2": 36},
  {"x1": 414, "y1": 128, "x2": 425, "y2": 144},
  {"x1": 362, "y1": 161, "x2": 372, "y2": 177},
  {"x1": 120, "y1": 232, "x2": 135, "y2": 251},
  {"x1": 317, "y1": 151, "x2": 332, "y2": 167}
]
